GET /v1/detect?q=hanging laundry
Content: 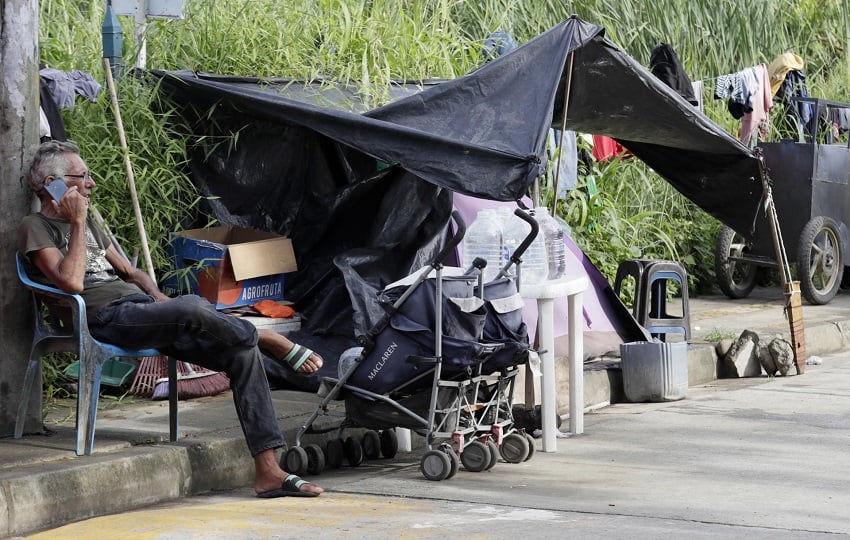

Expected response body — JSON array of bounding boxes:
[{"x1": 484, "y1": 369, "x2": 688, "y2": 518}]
[
  {"x1": 548, "y1": 129, "x2": 577, "y2": 198},
  {"x1": 768, "y1": 52, "x2": 804, "y2": 96},
  {"x1": 481, "y1": 30, "x2": 518, "y2": 63},
  {"x1": 714, "y1": 69, "x2": 753, "y2": 119},
  {"x1": 649, "y1": 43, "x2": 698, "y2": 106},
  {"x1": 691, "y1": 80, "x2": 704, "y2": 113},
  {"x1": 591, "y1": 135, "x2": 632, "y2": 162},
  {"x1": 828, "y1": 107, "x2": 850, "y2": 134},
  {"x1": 739, "y1": 64, "x2": 773, "y2": 146},
  {"x1": 39, "y1": 67, "x2": 102, "y2": 110},
  {"x1": 775, "y1": 68, "x2": 813, "y2": 139},
  {"x1": 38, "y1": 68, "x2": 67, "y2": 142}
]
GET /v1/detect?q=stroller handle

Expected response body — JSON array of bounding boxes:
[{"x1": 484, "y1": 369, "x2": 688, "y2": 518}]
[
  {"x1": 434, "y1": 210, "x2": 466, "y2": 267},
  {"x1": 509, "y1": 208, "x2": 539, "y2": 265}
]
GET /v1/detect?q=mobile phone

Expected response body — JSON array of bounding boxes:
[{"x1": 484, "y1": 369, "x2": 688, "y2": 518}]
[{"x1": 44, "y1": 178, "x2": 68, "y2": 202}]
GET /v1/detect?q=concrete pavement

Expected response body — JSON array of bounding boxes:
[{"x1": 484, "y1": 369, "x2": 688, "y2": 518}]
[{"x1": 3, "y1": 285, "x2": 850, "y2": 538}]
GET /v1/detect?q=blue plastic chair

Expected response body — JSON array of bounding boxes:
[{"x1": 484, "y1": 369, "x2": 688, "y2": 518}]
[{"x1": 14, "y1": 252, "x2": 179, "y2": 455}]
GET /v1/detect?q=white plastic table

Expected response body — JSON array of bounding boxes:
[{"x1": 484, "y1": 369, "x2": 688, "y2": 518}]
[{"x1": 521, "y1": 274, "x2": 589, "y2": 452}]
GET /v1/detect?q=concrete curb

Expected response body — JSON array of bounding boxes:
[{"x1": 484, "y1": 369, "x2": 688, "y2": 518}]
[{"x1": 3, "y1": 316, "x2": 849, "y2": 537}]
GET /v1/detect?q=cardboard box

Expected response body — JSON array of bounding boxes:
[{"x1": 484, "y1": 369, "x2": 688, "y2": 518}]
[{"x1": 165, "y1": 226, "x2": 296, "y2": 310}]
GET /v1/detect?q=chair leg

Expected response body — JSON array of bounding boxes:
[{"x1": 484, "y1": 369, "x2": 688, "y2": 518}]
[
  {"x1": 168, "y1": 357, "x2": 179, "y2": 443},
  {"x1": 76, "y1": 347, "x2": 107, "y2": 456},
  {"x1": 14, "y1": 356, "x2": 42, "y2": 439}
]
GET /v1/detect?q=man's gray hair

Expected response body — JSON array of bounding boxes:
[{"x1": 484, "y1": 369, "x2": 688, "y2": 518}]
[{"x1": 28, "y1": 140, "x2": 81, "y2": 193}]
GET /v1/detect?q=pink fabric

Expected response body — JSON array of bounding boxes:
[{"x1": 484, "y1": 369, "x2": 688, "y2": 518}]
[
  {"x1": 740, "y1": 64, "x2": 773, "y2": 144},
  {"x1": 591, "y1": 135, "x2": 631, "y2": 161}
]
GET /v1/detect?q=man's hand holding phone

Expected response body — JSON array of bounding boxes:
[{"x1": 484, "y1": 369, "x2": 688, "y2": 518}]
[{"x1": 45, "y1": 177, "x2": 88, "y2": 222}]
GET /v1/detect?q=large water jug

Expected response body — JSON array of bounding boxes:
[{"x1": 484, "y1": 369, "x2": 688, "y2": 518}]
[
  {"x1": 535, "y1": 206, "x2": 567, "y2": 280},
  {"x1": 502, "y1": 209, "x2": 548, "y2": 285},
  {"x1": 462, "y1": 209, "x2": 503, "y2": 282}
]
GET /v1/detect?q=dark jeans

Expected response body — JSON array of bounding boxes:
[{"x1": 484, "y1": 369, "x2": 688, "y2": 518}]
[{"x1": 89, "y1": 294, "x2": 285, "y2": 456}]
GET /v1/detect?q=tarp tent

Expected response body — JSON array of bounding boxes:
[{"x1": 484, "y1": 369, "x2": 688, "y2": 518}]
[{"x1": 150, "y1": 16, "x2": 764, "y2": 390}]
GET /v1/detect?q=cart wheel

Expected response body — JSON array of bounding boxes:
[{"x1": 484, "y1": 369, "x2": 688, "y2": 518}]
[
  {"x1": 379, "y1": 429, "x2": 399, "y2": 459},
  {"x1": 485, "y1": 440, "x2": 499, "y2": 470},
  {"x1": 460, "y1": 440, "x2": 491, "y2": 472},
  {"x1": 283, "y1": 446, "x2": 308, "y2": 477},
  {"x1": 304, "y1": 444, "x2": 325, "y2": 476},
  {"x1": 439, "y1": 444, "x2": 459, "y2": 480},
  {"x1": 523, "y1": 432, "x2": 536, "y2": 462},
  {"x1": 325, "y1": 439, "x2": 345, "y2": 469},
  {"x1": 499, "y1": 433, "x2": 530, "y2": 463},
  {"x1": 420, "y1": 450, "x2": 452, "y2": 481},
  {"x1": 344, "y1": 436, "x2": 365, "y2": 467},
  {"x1": 361, "y1": 430, "x2": 381, "y2": 460},
  {"x1": 715, "y1": 225, "x2": 758, "y2": 299},
  {"x1": 798, "y1": 216, "x2": 844, "y2": 305}
]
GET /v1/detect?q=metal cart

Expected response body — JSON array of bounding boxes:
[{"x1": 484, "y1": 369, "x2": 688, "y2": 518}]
[{"x1": 715, "y1": 97, "x2": 850, "y2": 305}]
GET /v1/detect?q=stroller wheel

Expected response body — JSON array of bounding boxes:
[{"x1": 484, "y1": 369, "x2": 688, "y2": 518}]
[
  {"x1": 325, "y1": 439, "x2": 345, "y2": 469},
  {"x1": 484, "y1": 440, "x2": 499, "y2": 470},
  {"x1": 499, "y1": 433, "x2": 530, "y2": 463},
  {"x1": 344, "y1": 436, "x2": 365, "y2": 467},
  {"x1": 283, "y1": 446, "x2": 308, "y2": 476},
  {"x1": 305, "y1": 444, "x2": 325, "y2": 475},
  {"x1": 380, "y1": 429, "x2": 399, "y2": 459},
  {"x1": 420, "y1": 450, "x2": 452, "y2": 481},
  {"x1": 523, "y1": 432, "x2": 536, "y2": 462},
  {"x1": 460, "y1": 440, "x2": 490, "y2": 472},
  {"x1": 439, "y1": 444, "x2": 459, "y2": 480},
  {"x1": 361, "y1": 430, "x2": 381, "y2": 460}
]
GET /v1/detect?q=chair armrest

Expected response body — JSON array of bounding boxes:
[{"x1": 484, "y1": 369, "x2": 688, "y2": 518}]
[{"x1": 16, "y1": 252, "x2": 89, "y2": 335}]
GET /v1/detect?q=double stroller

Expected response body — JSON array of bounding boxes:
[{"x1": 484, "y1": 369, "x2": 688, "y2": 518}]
[{"x1": 284, "y1": 210, "x2": 539, "y2": 481}]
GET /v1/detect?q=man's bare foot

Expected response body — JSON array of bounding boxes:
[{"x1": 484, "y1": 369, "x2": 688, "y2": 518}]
[
  {"x1": 258, "y1": 329, "x2": 323, "y2": 373},
  {"x1": 254, "y1": 450, "x2": 324, "y2": 497}
]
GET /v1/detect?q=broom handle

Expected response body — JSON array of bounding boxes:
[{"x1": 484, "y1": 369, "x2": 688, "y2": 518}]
[{"x1": 102, "y1": 57, "x2": 156, "y2": 282}]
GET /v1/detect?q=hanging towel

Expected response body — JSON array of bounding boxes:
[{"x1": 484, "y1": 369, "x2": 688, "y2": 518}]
[{"x1": 768, "y1": 52, "x2": 805, "y2": 96}]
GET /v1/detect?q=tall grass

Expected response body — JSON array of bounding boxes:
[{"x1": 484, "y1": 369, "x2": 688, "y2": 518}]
[{"x1": 39, "y1": 0, "x2": 850, "y2": 292}]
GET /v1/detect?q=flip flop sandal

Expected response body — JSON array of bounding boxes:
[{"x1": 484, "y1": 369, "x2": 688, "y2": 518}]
[
  {"x1": 256, "y1": 474, "x2": 321, "y2": 498},
  {"x1": 279, "y1": 344, "x2": 321, "y2": 373}
]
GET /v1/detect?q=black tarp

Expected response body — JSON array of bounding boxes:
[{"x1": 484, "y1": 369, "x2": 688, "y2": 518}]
[{"x1": 150, "y1": 16, "x2": 764, "y2": 390}]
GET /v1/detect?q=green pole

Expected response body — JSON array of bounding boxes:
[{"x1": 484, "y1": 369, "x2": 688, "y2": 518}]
[{"x1": 102, "y1": 0, "x2": 123, "y2": 76}]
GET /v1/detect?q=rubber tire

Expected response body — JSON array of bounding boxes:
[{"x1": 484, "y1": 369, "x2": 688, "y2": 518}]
[
  {"x1": 379, "y1": 429, "x2": 399, "y2": 459},
  {"x1": 324, "y1": 439, "x2": 345, "y2": 469},
  {"x1": 485, "y1": 440, "x2": 499, "y2": 470},
  {"x1": 420, "y1": 450, "x2": 452, "y2": 481},
  {"x1": 523, "y1": 432, "x2": 536, "y2": 462},
  {"x1": 361, "y1": 430, "x2": 381, "y2": 460},
  {"x1": 460, "y1": 440, "x2": 491, "y2": 472},
  {"x1": 715, "y1": 225, "x2": 758, "y2": 299},
  {"x1": 499, "y1": 433, "x2": 530, "y2": 463},
  {"x1": 304, "y1": 443, "x2": 325, "y2": 476},
  {"x1": 439, "y1": 444, "x2": 459, "y2": 480},
  {"x1": 798, "y1": 216, "x2": 844, "y2": 305},
  {"x1": 344, "y1": 436, "x2": 365, "y2": 467},
  {"x1": 283, "y1": 446, "x2": 308, "y2": 477}
]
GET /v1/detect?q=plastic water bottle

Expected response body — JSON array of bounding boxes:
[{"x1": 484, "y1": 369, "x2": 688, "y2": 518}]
[
  {"x1": 535, "y1": 207, "x2": 567, "y2": 280},
  {"x1": 494, "y1": 207, "x2": 514, "y2": 269},
  {"x1": 502, "y1": 209, "x2": 549, "y2": 285},
  {"x1": 462, "y1": 209, "x2": 503, "y2": 282}
]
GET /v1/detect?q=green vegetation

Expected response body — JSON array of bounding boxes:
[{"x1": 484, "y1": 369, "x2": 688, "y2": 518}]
[{"x1": 38, "y1": 0, "x2": 849, "y2": 289}]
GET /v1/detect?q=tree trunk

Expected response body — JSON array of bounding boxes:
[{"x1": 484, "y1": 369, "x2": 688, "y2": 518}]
[{"x1": 0, "y1": 0, "x2": 40, "y2": 436}]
